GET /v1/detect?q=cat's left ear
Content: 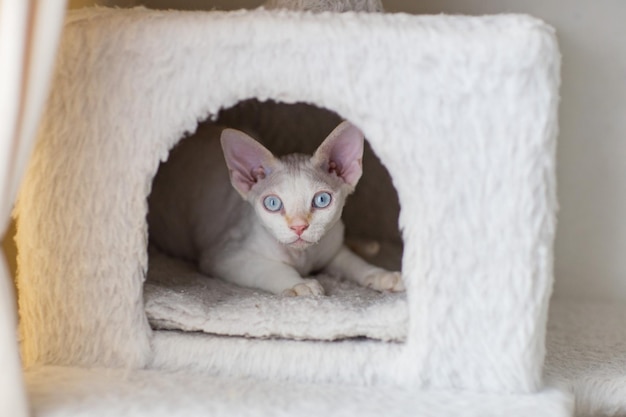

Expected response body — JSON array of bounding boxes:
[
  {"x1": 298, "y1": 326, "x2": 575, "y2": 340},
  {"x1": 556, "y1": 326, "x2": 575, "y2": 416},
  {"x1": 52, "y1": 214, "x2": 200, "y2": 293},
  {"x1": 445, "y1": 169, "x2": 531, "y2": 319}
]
[{"x1": 313, "y1": 121, "x2": 364, "y2": 187}]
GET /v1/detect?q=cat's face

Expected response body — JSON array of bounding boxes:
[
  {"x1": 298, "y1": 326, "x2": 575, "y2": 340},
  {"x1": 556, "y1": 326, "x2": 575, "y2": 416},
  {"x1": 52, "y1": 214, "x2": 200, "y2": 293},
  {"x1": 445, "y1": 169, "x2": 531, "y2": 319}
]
[
  {"x1": 249, "y1": 156, "x2": 350, "y2": 248},
  {"x1": 221, "y1": 121, "x2": 364, "y2": 250}
]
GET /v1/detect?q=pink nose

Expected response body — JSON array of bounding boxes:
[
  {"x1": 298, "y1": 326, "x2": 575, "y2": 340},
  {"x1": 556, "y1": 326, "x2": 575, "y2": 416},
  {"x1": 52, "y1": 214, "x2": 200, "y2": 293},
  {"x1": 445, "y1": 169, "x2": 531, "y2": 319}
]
[{"x1": 290, "y1": 224, "x2": 309, "y2": 236}]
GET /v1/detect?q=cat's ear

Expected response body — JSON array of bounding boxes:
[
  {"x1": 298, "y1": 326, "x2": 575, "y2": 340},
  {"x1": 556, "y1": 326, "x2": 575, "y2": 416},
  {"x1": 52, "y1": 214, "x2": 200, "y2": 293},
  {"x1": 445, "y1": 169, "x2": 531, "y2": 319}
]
[
  {"x1": 220, "y1": 128, "x2": 277, "y2": 197},
  {"x1": 313, "y1": 121, "x2": 364, "y2": 187}
]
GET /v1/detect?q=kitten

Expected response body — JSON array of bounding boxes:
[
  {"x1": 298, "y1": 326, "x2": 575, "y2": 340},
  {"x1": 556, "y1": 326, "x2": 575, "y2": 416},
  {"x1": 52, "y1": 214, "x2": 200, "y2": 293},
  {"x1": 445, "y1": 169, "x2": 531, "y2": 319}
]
[{"x1": 148, "y1": 121, "x2": 404, "y2": 296}]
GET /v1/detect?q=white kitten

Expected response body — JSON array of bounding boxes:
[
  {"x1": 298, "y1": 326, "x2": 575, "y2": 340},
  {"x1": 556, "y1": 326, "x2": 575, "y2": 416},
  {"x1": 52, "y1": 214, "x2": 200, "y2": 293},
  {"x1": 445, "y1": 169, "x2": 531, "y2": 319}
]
[{"x1": 148, "y1": 121, "x2": 404, "y2": 296}]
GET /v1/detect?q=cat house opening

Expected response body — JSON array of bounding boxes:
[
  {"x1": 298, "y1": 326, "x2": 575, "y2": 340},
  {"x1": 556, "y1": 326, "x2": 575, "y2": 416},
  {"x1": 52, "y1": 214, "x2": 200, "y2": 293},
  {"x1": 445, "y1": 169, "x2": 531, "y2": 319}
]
[{"x1": 143, "y1": 99, "x2": 407, "y2": 342}]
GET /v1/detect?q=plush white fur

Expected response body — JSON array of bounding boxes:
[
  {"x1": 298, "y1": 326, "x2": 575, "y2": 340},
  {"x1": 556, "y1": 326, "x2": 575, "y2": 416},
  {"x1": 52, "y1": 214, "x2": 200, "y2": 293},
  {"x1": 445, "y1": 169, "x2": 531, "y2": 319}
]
[
  {"x1": 23, "y1": 365, "x2": 573, "y2": 417},
  {"x1": 16, "y1": 4, "x2": 560, "y2": 403}
]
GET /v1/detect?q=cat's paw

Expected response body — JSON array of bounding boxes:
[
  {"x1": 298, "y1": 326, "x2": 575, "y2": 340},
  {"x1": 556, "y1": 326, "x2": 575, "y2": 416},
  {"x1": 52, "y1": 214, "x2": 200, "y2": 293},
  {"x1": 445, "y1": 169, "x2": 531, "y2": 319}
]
[
  {"x1": 282, "y1": 279, "x2": 325, "y2": 297},
  {"x1": 364, "y1": 270, "x2": 405, "y2": 292}
]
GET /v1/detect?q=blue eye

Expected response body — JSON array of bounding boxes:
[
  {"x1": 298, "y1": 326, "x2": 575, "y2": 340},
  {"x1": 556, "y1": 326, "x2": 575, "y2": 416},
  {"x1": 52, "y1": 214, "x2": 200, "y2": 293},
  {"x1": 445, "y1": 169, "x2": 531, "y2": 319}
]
[
  {"x1": 313, "y1": 192, "x2": 332, "y2": 209},
  {"x1": 263, "y1": 195, "x2": 282, "y2": 212}
]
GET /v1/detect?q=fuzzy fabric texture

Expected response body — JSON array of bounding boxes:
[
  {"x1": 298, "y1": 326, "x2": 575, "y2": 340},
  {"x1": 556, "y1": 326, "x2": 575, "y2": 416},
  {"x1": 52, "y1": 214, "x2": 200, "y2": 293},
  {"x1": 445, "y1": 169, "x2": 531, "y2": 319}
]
[
  {"x1": 15, "y1": 6, "x2": 560, "y2": 394},
  {"x1": 24, "y1": 365, "x2": 574, "y2": 417},
  {"x1": 544, "y1": 299, "x2": 626, "y2": 417},
  {"x1": 145, "y1": 246, "x2": 408, "y2": 342},
  {"x1": 264, "y1": 0, "x2": 383, "y2": 12}
]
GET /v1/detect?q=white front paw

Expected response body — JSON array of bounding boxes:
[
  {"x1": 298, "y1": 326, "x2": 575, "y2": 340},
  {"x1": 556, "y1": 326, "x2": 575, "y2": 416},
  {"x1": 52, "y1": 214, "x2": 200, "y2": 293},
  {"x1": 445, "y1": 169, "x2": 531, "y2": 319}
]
[
  {"x1": 365, "y1": 270, "x2": 405, "y2": 292},
  {"x1": 282, "y1": 279, "x2": 325, "y2": 297}
]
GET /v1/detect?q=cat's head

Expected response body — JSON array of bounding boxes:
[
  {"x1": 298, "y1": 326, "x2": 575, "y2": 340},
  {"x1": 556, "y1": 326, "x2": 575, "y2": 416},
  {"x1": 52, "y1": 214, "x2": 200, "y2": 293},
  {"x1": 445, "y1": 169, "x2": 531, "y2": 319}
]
[{"x1": 221, "y1": 121, "x2": 364, "y2": 249}]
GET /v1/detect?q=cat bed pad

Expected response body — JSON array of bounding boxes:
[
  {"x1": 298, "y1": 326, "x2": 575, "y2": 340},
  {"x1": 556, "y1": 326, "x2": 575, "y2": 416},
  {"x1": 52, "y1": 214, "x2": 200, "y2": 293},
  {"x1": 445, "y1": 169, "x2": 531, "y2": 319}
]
[
  {"x1": 544, "y1": 298, "x2": 626, "y2": 416},
  {"x1": 144, "y1": 246, "x2": 407, "y2": 342}
]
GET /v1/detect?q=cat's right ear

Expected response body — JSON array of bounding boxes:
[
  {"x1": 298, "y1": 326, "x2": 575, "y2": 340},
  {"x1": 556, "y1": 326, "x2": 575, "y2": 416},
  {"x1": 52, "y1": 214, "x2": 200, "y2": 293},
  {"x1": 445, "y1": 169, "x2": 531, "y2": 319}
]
[
  {"x1": 312, "y1": 121, "x2": 364, "y2": 188},
  {"x1": 220, "y1": 129, "x2": 277, "y2": 197}
]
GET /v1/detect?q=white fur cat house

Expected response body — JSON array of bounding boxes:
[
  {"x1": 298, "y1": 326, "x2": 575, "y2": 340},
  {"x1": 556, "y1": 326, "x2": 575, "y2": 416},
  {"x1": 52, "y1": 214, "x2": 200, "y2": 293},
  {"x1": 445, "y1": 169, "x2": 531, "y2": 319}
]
[{"x1": 15, "y1": 5, "x2": 572, "y2": 416}]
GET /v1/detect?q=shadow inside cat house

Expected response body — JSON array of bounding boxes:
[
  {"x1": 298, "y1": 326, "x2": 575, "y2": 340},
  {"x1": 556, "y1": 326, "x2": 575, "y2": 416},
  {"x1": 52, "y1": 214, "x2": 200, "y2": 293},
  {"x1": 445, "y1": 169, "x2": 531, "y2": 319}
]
[{"x1": 144, "y1": 99, "x2": 407, "y2": 343}]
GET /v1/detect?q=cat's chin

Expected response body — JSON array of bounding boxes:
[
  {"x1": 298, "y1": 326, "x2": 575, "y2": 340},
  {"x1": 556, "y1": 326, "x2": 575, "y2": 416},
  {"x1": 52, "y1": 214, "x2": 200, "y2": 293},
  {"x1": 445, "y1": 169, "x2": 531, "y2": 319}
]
[{"x1": 285, "y1": 238, "x2": 315, "y2": 250}]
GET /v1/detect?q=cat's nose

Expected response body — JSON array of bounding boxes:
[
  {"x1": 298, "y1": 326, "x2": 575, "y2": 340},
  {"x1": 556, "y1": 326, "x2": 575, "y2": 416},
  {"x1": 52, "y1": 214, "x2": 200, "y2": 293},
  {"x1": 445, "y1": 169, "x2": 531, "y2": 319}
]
[{"x1": 289, "y1": 223, "x2": 309, "y2": 236}]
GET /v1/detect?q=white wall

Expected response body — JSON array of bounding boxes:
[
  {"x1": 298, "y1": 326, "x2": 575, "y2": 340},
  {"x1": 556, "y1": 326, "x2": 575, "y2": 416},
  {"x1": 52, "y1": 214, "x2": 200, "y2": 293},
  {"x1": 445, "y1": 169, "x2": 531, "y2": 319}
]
[{"x1": 5, "y1": 0, "x2": 625, "y2": 302}]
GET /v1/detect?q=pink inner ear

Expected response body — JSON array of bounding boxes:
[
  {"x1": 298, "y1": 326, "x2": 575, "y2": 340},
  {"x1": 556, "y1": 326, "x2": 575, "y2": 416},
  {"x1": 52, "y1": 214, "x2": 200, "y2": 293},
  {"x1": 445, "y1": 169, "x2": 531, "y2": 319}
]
[
  {"x1": 220, "y1": 129, "x2": 275, "y2": 196},
  {"x1": 315, "y1": 121, "x2": 364, "y2": 187}
]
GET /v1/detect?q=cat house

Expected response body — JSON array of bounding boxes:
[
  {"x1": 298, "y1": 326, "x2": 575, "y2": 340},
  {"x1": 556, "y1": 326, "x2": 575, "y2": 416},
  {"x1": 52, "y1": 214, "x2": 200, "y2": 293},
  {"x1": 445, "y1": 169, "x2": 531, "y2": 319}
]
[{"x1": 14, "y1": 5, "x2": 570, "y2": 416}]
